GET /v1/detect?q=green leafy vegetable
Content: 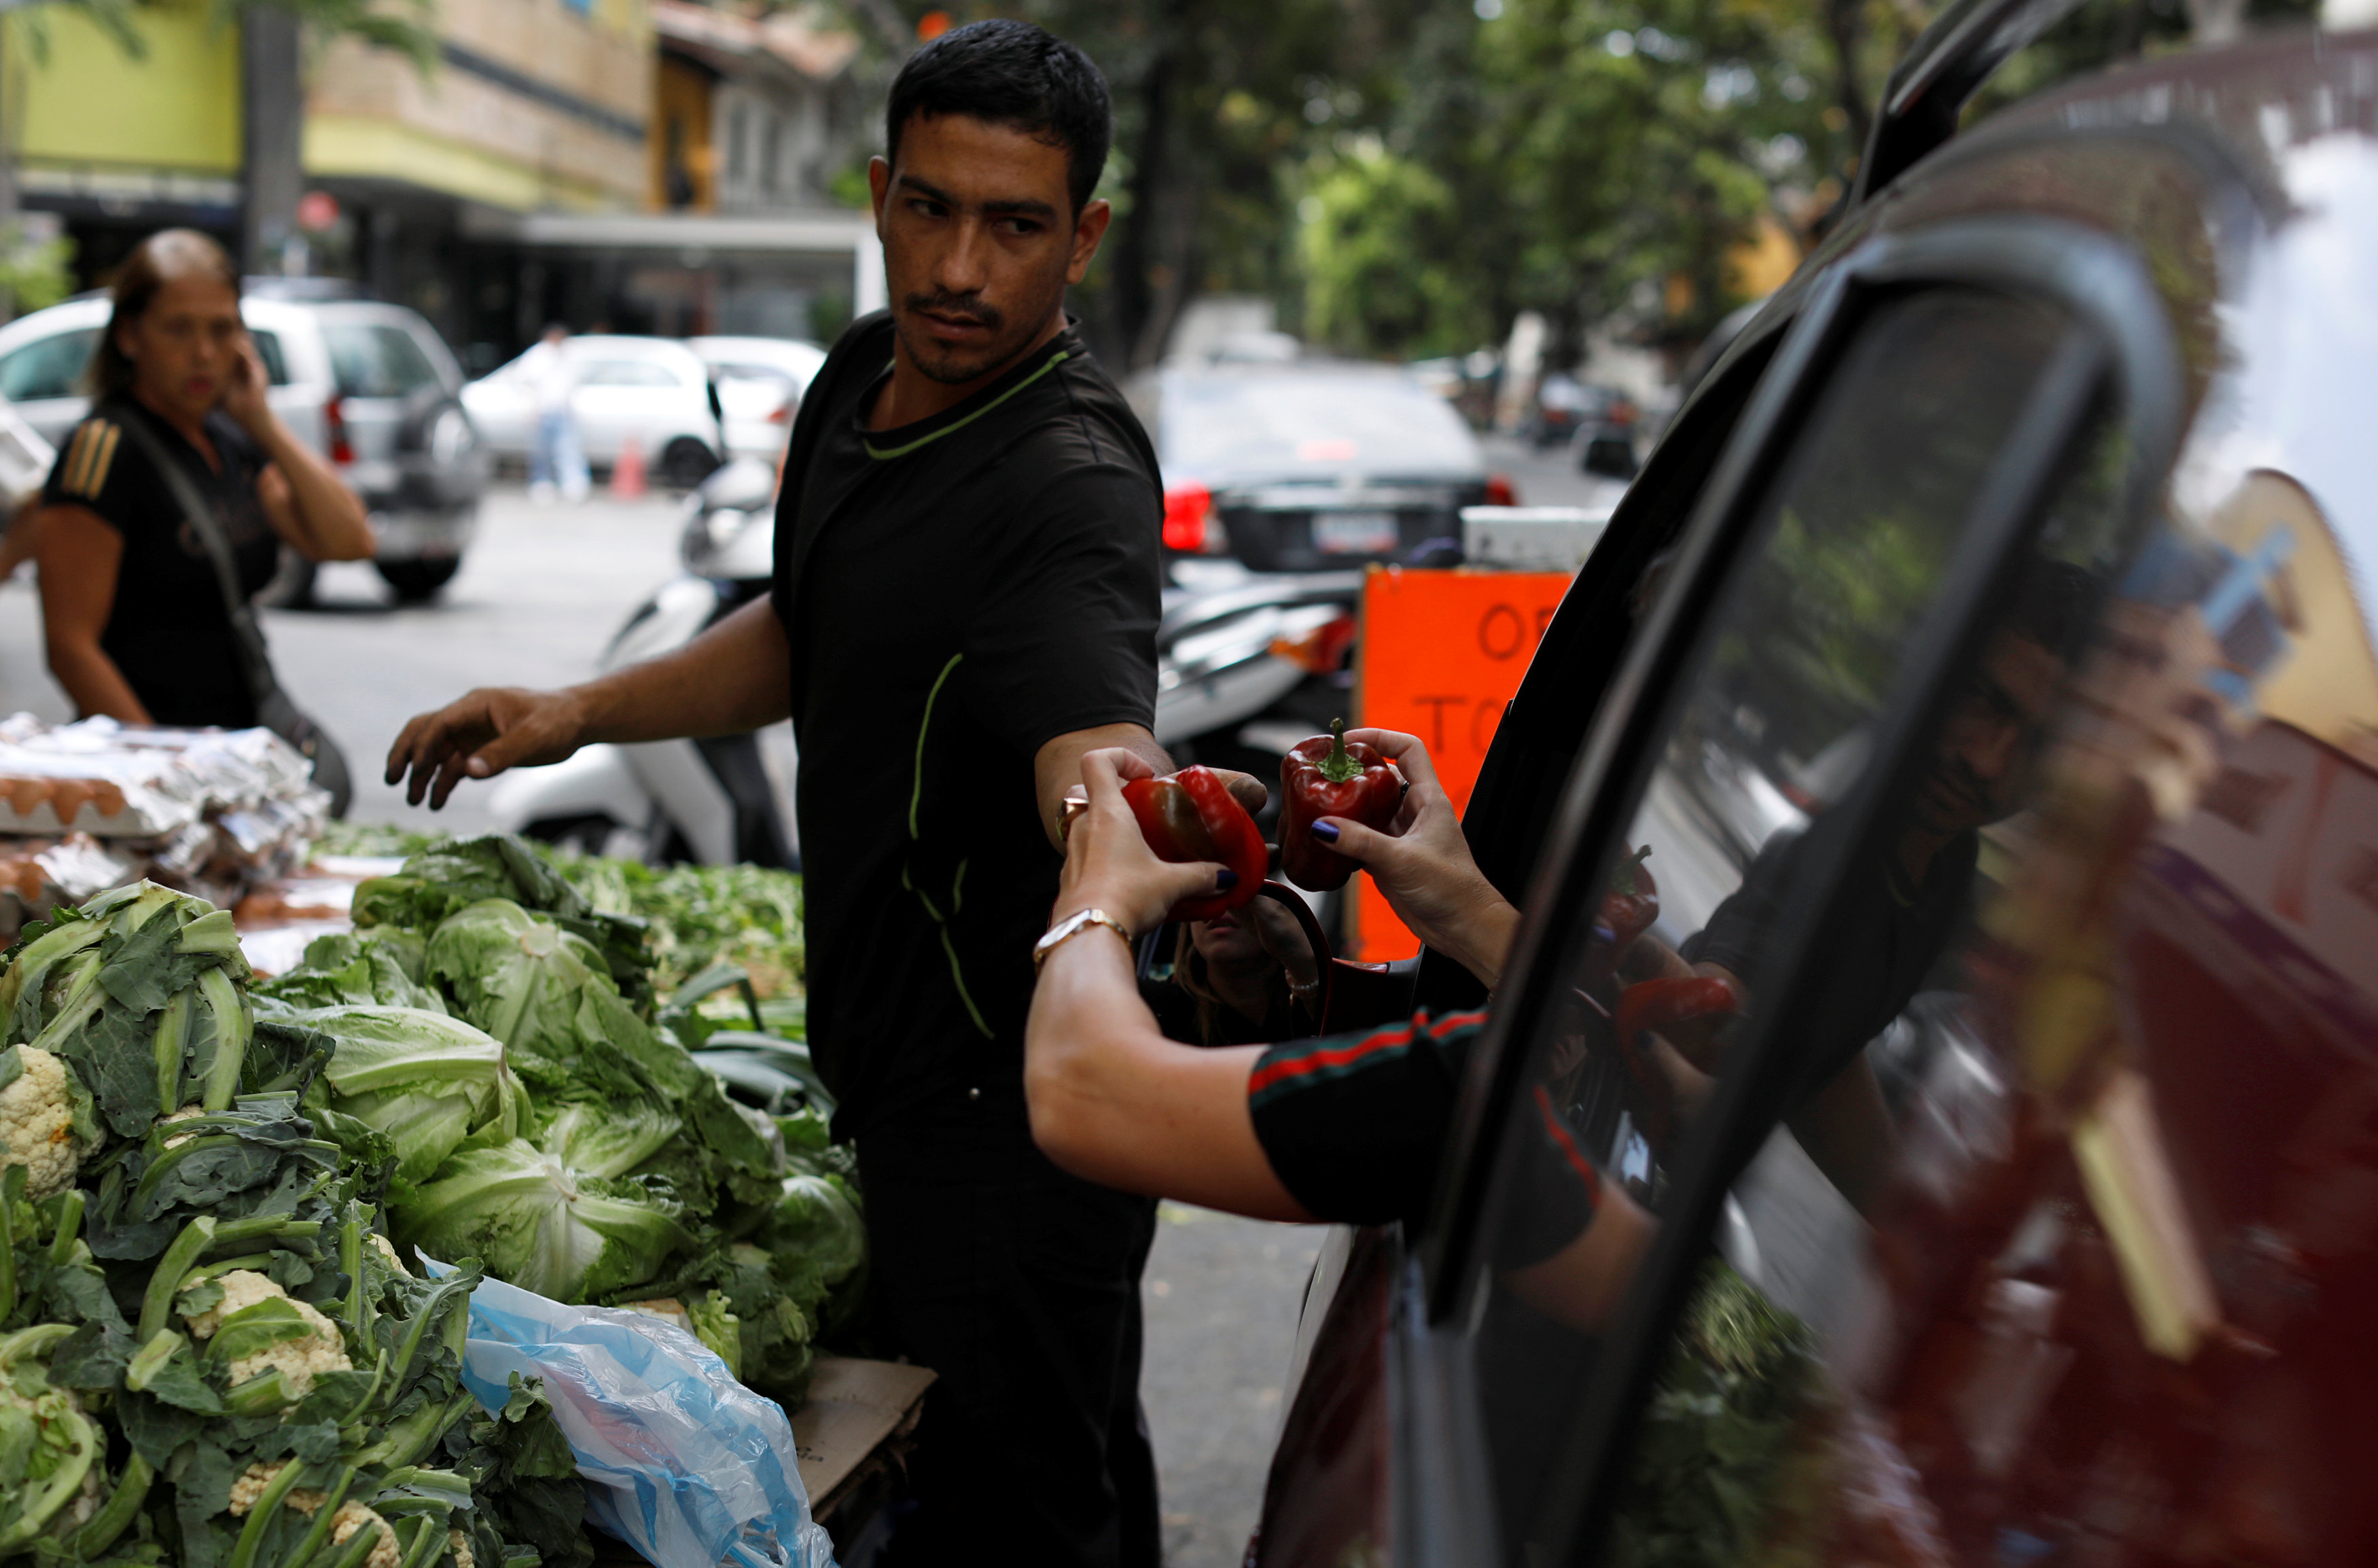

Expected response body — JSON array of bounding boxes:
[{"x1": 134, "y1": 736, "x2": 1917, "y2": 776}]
[
  {"x1": 279, "y1": 1006, "x2": 521, "y2": 1190},
  {"x1": 0, "y1": 882, "x2": 592, "y2": 1568},
  {"x1": 1, "y1": 883, "x2": 270, "y2": 1138},
  {"x1": 396, "y1": 1141, "x2": 698, "y2": 1302},
  {"x1": 253, "y1": 930, "x2": 446, "y2": 1015},
  {"x1": 1605, "y1": 1258, "x2": 1824, "y2": 1568}
]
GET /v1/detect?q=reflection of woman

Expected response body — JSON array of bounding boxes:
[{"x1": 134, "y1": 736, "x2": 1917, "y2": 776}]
[
  {"x1": 1027, "y1": 731, "x2": 1652, "y2": 1330},
  {"x1": 1141, "y1": 897, "x2": 1319, "y2": 1048},
  {"x1": 32, "y1": 229, "x2": 372, "y2": 728}
]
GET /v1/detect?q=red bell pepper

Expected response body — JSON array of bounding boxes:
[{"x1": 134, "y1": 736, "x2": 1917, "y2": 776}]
[
  {"x1": 1601, "y1": 845, "x2": 1658, "y2": 949},
  {"x1": 1279, "y1": 720, "x2": 1406, "y2": 893},
  {"x1": 1121, "y1": 764, "x2": 1267, "y2": 923},
  {"x1": 1614, "y1": 974, "x2": 1741, "y2": 1046},
  {"x1": 1583, "y1": 845, "x2": 1659, "y2": 989}
]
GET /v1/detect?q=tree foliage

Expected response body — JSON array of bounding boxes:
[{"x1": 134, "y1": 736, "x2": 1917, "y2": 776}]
[{"x1": 829, "y1": 0, "x2": 2259, "y2": 365}]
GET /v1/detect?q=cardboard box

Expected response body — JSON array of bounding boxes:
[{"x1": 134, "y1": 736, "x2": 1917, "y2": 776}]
[{"x1": 794, "y1": 1356, "x2": 937, "y2": 1516}]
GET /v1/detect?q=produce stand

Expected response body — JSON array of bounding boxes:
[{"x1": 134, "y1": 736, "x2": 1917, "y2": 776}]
[{"x1": 230, "y1": 857, "x2": 936, "y2": 1561}]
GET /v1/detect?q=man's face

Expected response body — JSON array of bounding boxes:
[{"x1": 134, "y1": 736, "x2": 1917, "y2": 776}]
[
  {"x1": 1910, "y1": 631, "x2": 2062, "y2": 837},
  {"x1": 870, "y1": 113, "x2": 1111, "y2": 387}
]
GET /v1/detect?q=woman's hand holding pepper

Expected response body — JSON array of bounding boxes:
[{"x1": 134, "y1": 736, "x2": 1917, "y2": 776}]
[
  {"x1": 1057, "y1": 748, "x2": 1238, "y2": 937},
  {"x1": 1308, "y1": 729, "x2": 1521, "y2": 988}
]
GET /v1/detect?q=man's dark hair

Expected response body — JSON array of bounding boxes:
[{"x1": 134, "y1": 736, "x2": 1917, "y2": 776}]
[
  {"x1": 2006, "y1": 556, "x2": 2101, "y2": 664},
  {"x1": 885, "y1": 20, "x2": 1112, "y2": 215}
]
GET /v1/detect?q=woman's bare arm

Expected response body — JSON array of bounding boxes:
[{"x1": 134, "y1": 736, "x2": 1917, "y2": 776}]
[
  {"x1": 1025, "y1": 748, "x2": 1315, "y2": 1219},
  {"x1": 35, "y1": 504, "x2": 150, "y2": 722},
  {"x1": 227, "y1": 339, "x2": 372, "y2": 563},
  {"x1": 1029, "y1": 931, "x2": 1314, "y2": 1221}
]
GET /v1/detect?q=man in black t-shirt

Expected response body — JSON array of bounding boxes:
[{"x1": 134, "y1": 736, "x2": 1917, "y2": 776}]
[{"x1": 393, "y1": 23, "x2": 1209, "y2": 1566}]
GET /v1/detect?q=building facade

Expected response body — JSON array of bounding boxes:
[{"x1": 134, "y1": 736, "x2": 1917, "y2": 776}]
[{"x1": 1, "y1": 0, "x2": 877, "y2": 366}]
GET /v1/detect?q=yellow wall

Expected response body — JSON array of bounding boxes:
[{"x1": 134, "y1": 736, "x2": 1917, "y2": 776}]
[
  {"x1": 650, "y1": 56, "x2": 714, "y2": 212},
  {"x1": 3, "y1": 0, "x2": 241, "y2": 173}
]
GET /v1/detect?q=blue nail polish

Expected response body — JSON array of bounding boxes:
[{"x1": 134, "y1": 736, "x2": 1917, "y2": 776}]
[
  {"x1": 1216, "y1": 868, "x2": 1239, "y2": 889},
  {"x1": 1310, "y1": 820, "x2": 1341, "y2": 844}
]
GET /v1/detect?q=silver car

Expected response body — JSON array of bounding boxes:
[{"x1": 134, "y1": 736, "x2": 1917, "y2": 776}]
[{"x1": 0, "y1": 285, "x2": 486, "y2": 602}]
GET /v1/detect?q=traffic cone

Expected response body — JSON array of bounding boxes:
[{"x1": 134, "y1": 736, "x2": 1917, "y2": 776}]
[{"x1": 611, "y1": 436, "x2": 648, "y2": 500}]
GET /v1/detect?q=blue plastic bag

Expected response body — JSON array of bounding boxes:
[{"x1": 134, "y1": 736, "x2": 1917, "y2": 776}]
[{"x1": 425, "y1": 1262, "x2": 837, "y2": 1568}]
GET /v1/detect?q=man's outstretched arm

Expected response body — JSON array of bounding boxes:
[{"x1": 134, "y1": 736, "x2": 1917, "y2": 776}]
[{"x1": 385, "y1": 596, "x2": 795, "y2": 808}]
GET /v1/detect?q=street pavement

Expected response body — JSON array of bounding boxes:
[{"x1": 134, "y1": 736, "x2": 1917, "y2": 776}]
[
  {"x1": 1480, "y1": 429, "x2": 1635, "y2": 512},
  {"x1": 0, "y1": 483, "x2": 1334, "y2": 1568}
]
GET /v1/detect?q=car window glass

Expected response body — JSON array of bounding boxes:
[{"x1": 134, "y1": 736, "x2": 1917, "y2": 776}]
[
  {"x1": 247, "y1": 330, "x2": 291, "y2": 387},
  {"x1": 1158, "y1": 372, "x2": 1481, "y2": 478},
  {"x1": 0, "y1": 329, "x2": 99, "y2": 402},
  {"x1": 1452, "y1": 287, "x2": 2118, "y2": 1557},
  {"x1": 578, "y1": 359, "x2": 680, "y2": 388},
  {"x1": 1580, "y1": 465, "x2": 2376, "y2": 1567},
  {"x1": 322, "y1": 323, "x2": 441, "y2": 398}
]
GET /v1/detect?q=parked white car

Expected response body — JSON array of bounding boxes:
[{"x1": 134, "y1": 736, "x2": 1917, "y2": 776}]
[
  {"x1": 0, "y1": 287, "x2": 487, "y2": 601},
  {"x1": 690, "y1": 336, "x2": 826, "y2": 464},
  {"x1": 463, "y1": 335, "x2": 724, "y2": 488},
  {"x1": 0, "y1": 399, "x2": 56, "y2": 521}
]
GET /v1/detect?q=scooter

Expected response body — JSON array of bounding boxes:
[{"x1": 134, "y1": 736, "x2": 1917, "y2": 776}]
[
  {"x1": 487, "y1": 458, "x2": 799, "y2": 868},
  {"x1": 491, "y1": 459, "x2": 1372, "y2": 869}
]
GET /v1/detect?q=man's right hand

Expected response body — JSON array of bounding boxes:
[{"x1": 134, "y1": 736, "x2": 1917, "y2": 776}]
[{"x1": 385, "y1": 686, "x2": 588, "y2": 808}]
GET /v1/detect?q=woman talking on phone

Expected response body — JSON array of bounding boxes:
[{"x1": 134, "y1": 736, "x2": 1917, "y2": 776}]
[{"x1": 31, "y1": 229, "x2": 372, "y2": 804}]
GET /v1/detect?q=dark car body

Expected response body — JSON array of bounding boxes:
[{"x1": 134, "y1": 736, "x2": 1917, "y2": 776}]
[
  {"x1": 1141, "y1": 361, "x2": 1502, "y2": 575},
  {"x1": 1253, "y1": 14, "x2": 2378, "y2": 1568}
]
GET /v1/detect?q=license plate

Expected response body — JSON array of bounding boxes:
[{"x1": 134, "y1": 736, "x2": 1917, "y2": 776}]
[{"x1": 1313, "y1": 511, "x2": 1398, "y2": 554}]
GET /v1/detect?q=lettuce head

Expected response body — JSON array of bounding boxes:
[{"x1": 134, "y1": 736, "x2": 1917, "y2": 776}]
[
  {"x1": 291, "y1": 1004, "x2": 520, "y2": 1186},
  {"x1": 397, "y1": 1139, "x2": 697, "y2": 1301}
]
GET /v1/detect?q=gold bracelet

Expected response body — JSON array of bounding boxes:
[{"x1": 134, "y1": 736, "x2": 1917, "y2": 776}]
[{"x1": 1033, "y1": 907, "x2": 1133, "y2": 969}]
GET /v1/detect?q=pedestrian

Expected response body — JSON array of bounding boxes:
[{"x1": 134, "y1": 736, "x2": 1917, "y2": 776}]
[
  {"x1": 387, "y1": 21, "x2": 1223, "y2": 1565},
  {"x1": 518, "y1": 323, "x2": 588, "y2": 503},
  {"x1": 29, "y1": 228, "x2": 373, "y2": 805}
]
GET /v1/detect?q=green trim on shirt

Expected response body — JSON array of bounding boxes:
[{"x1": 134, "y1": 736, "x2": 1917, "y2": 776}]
[
  {"x1": 910, "y1": 653, "x2": 963, "y2": 838},
  {"x1": 864, "y1": 349, "x2": 1072, "y2": 460}
]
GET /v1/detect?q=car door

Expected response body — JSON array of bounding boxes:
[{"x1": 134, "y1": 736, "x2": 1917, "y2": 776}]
[
  {"x1": 1374, "y1": 215, "x2": 2186, "y2": 1567},
  {"x1": 0, "y1": 321, "x2": 103, "y2": 446},
  {"x1": 571, "y1": 354, "x2": 688, "y2": 463}
]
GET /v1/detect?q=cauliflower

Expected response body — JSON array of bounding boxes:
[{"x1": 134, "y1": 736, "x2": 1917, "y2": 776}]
[
  {"x1": 0, "y1": 1046, "x2": 87, "y2": 1198},
  {"x1": 181, "y1": 1270, "x2": 351, "y2": 1399},
  {"x1": 226, "y1": 1461, "x2": 329, "y2": 1518},
  {"x1": 330, "y1": 1503, "x2": 400, "y2": 1568},
  {"x1": 448, "y1": 1529, "x2": 473, "y2": 1568},
  {"x1": 367, "y1": 1232, "x2": 408, "y2": 1275},
  {"x1": 160, "y1": 1105, "x2": 206, "y2": 1149},
  {"x1": 181, "y1": 1270, "x2": 284, "y2": 1341}
]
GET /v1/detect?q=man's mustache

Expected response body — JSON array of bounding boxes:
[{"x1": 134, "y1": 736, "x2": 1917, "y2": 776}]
[{"x1": 905, "y1": 293, "x2": 1003, "y2": 329}]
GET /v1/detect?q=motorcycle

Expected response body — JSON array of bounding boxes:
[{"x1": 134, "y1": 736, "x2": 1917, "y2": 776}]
[
  {"x1": 491, "y1": 457, "x2": 1371, "y2": 870},
  {"x1": 488, "y1": 457, "x2": 799, "y2": 868}
]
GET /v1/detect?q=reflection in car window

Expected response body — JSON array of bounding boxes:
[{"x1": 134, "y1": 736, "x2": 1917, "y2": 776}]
[
  {"x1": 323, "y1": 323, "x2": 440, "y2": 398},
  {"x1": 0, "y1": 329, "x2": 100, "y2": 402},
  {"x1": 1591, "y1": 465, "x2": 2378, "y2": 1565},
  {"x1": 1456, "y1": 287, "x2": 2123, "y2": 1558}
]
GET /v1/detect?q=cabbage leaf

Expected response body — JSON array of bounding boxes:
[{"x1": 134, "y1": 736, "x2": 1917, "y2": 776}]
[
  {"x1": 398, "y1": 1139, "x2": 697, "y2": 1301},
  {"x1": 287, "y1": 1005, "x2": 520, "y2": 1187}
]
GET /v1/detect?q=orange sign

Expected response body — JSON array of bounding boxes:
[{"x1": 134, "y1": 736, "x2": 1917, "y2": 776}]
[{"x1": 1349, "y1": 566, "x2": 1574, "y2": 960}]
